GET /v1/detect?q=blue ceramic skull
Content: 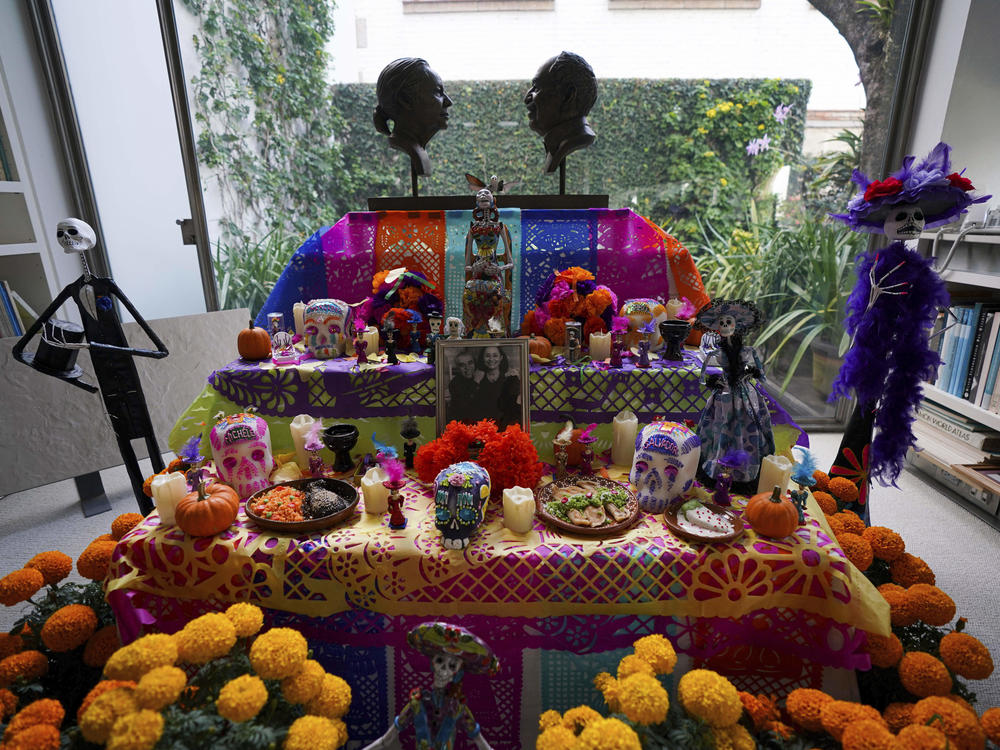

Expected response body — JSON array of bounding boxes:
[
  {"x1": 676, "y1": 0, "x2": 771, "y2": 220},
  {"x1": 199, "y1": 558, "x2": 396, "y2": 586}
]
[
  {"x1": 629, "y1": 421, "x2": 701, "y2": 513},
  {"x1": 434, "y1": 462, "x2": 491, "y2": 549}
]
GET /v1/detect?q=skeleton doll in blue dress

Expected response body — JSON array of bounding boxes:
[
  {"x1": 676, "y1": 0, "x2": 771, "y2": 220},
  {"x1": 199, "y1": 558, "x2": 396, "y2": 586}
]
[{"x1": 693, "y1": 299, "x2": 774, "y2": 489}]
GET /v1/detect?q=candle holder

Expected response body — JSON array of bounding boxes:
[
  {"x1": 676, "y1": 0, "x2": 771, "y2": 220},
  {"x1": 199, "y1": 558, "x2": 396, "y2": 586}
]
[
  {"x1": 383, "y1": 478, "x2": 408, "y2": 529},
  {"x1": 553, "y1": 439, "x2": 570, "y2": 480},
  {"x1": 322, "y1": 423, "x2": 360, "y2": 474},
  {"x1": 658, "y1": 319, "x2": 692, "y2": 362}
]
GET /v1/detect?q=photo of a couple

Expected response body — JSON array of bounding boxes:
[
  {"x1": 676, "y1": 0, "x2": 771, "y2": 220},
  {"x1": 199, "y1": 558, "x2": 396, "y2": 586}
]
[{"x1": 435, "y1": 340, "x2": 530, "y2": 434}]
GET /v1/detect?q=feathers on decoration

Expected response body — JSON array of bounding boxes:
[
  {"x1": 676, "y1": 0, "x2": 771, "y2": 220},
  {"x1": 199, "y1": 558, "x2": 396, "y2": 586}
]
[
  {"x1": 791, "y1": 447, "x2": 818, "y2": 486},
  {"x1": 304, "y1": 421, "x2": 324, "y2": 453},
  {"x1": 179, "y1": 435, "x2": 204, "y2": 464},
  {"x1": 640, "y1": 320, "x2": 657, "y2": 334},
  {"x1": 372, "y1": 432, "x2": 398, "y2": 459},
  {"x1": 717, "y1": 450, "x2": 751, "y2": 470},
  {"x1": 382, "y1": 457, "x2": 406, "y2": 485},
  {"x1": 676, "y1": 297, "x2": 697, "y2": 319},
  {"x1": 555, "y1": 421, "x2": 574, "y2": 443},
  {"x1": 578, "y1": 423, "x2": 597, "y2": 443},
  {"x1": 611, "y1": 316, "x2": 630, "y2": 334}
]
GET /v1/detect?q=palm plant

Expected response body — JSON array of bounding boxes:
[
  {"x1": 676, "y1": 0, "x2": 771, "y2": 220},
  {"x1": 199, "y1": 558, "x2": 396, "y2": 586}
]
[{"x1": 213, "y1": 230, "x2": 302, "y2": 316}]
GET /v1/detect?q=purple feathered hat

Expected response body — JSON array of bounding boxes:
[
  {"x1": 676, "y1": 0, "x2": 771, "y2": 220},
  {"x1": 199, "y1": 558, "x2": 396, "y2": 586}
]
[{"x1": 830, "y1": 142, "x2": 989, "y2": 233}]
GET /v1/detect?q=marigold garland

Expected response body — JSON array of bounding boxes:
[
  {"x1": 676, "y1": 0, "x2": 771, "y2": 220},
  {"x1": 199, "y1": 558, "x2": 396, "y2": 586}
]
[
  {"x1": 249, "y1": 627, "x2": 308, "y2": 680},
  {"x1": 3, "y1": 723, "x2": 60, "y2": 750},
  {"x1": 217, "y1": 673, "x2": 268, "y2": 722},
  {"x1": 79, "y1": 686, "x2": 139, "y2": 744},
  {"x1": 828, "y1": 476, "x2": 860, "y2": 503},
  {"x1": 134, "y1": 665, "x2": 187, "y2": 711},
  {"x1": 881, "y1": 701, "x2": 914, "y2": 732},
  {"x1": 632, "y1": 633, "x2": 677, "y2": 675},
  {"x1": 536, "y1": 724, "x2": 576, "y2": 750},
  {"x1": 560, "y1": 704, "x2": 601, "y2": 731},
  {"x1": 839, "y1": 718, "x2": 898, "y2": 750},
  {"x1": 105, "y1": 708, "x2": 164, "y2": 750},
  {"x1": 981, "y1": 706, "x2": 1000, "y2": 744},
  {"x1": 2, "y1": 698, "x2": 65, "y2": 741},
  {"x1": 39, "y1": 603, "x2": 98, "y2": 652},
  {"x1": 896, "y1": 723, "x2": 950, "y2": 750},
  {"x1": 812, "y1": 490, "x2": 837, "y2": 515},
  {"x1": 939, "y1": 631, "x2": 994, "y2": 680},
  {"x1": 83, "y1": 625, "x2": 121, "y2": 668},
  {"x1": 111, "y1": 513, "x2": 144, "y2": 541},
  {"x1": 861, "y1": 526, "x2": 906, "y2": 561},
  {"x1": 23, "y1": 551, "x2": 73, "y2": 586},
  {"x1": 281, "y1": 659, "x2": 325, "y2": 705},
  {"x1": 906, "y1": 583, "x2": 956, "y2": 627},
  {"x1": 574, "y1": 717, "x2": 641, "y2": 750},
  {"x1": 0, "y1": 633, "x2": 23, "y2": 662},
  {"x1": 304, "y1": 672, "x2": 351, "y2": 719},
  {"x1": 812, "y1": 470, "x2": 831, "y2": 491},
  {"x1": 284, "y1": 715, "x2": 347, "y2": 750},
  {"x1": 784, "y1": 688, "x2": 834, "y2": 732},
  {"x1": 677, "y1": 669, "x2": 742, "y2": 728},
  {"x1": 890, "y1": 552, "x2": 936, "y2": 587},
  {"x1": 103, "y1": 633, "x2": 177, "y2": 681},
  {"x1": 864, "y1": 632, "x2": 904, "y2": 668},
  {"x1": 76, "y1": 680, "x2": 136, "y2": 723},
  {"x1": 224, "y1": 602, "x2": 264, "y2": 638},
  {"x1": 617, "y1": 673, "x2": 669, "y2": 725},
  {"x1": 175, "y1": 612, "x2": 237, "y2": 665},
  {"x1": 712, "y1": 722, "x2": 756, "y2": 750},
  {"x1": 0, "y1": 568, "x2": 45, "y2": 606},
  {"x1": 898, "y1": 651, "x2": 953, "y2": 697},
  {"x1": 77, "y1": 540, "x2": 117, "y2": 581},
  {"x1": 616, "y1": 653, "x2": 655, "y2": 679},
  {"x1": 838, "y1": 532, "x2": 874, "y2": 571},
  {"x1": 910, "y1": 695, "x2": 986, "y2": 750},
  {"x1": 879, "y1": 584, "x2": 919, "y2": 627},
  {"x1": 0, "y1": 649, "x2": 48, "y2": 686}
]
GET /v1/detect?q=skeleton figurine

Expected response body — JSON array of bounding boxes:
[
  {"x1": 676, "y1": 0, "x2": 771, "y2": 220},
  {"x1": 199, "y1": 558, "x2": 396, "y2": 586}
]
[
  {"x1": 463, "y1": 188, "x2": 513, "y2": 338},
  {"x1": 12, "y1": 218, "x2": 169, "y2": 513},
  {"x1": 445, "y1": 316, "x2": 464, "y2": 340},
  {"x1": 630, "y1": 421, "x2": 702, "y2": 513},
  {"x1": 425, "y1": 312, "x2": 443, "y2": 364},
  {"x1": 364, "y1": 622, "x2": 499, "y2": 750}
]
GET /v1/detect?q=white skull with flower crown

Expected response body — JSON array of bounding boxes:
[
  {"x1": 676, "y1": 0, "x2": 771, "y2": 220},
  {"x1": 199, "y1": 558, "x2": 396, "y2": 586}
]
[
  {"x1": 210, "y1": 412, "x2": 274, "y2": 498},
  {"x1": 304, "y1": 299, "x2": 350, "y2": 359}
]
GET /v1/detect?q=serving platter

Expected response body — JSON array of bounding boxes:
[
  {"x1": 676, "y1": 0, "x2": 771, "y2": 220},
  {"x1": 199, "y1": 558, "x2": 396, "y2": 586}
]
[
  {"x1": 244, "y1": 477, "x2": 359, "y2": 532},
  {"x1": 662, "y1": 501, "x2": 745, "y2": 544},
  {"x1": 535, "y1": 476, "x2": 640, "y2": 537}
]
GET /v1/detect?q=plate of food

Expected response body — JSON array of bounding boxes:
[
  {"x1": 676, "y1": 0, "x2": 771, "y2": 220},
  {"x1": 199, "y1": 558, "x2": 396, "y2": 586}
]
[
  {"x1": 244, "y1": 477, "x2": 359, "y2": 532},
  {"x1": 535, "y1": 476, "x2": 640, "y2": 536},
  {"x1": 663, "y1": 498, "x2": 744, "y2": 544}
]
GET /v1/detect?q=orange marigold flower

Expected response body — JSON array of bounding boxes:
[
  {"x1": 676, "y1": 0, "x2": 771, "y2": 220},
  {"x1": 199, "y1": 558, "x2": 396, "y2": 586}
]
[
  {"x1": 398, "y1": 286, "x2": 423, "y2": 310},
  {"x1": 40, "y1": 603, "x2": 98, "y2": 653},
  {"x1": 738, "y1": 691, "x2": 779, "y2": 731},
  {"x1": 879, "y1": 585, "x2": 918, "y2": 627},
  {"x1": 93, "y1": 533, "x2": 115, "y2": 543},
  {"x1": 939, "y1": 632, "x2": 994, "y2": 680},
  {"x1": 784, "y1": 688, "x2": 833, "y2": 732},
  {"x1": 945, "y1": 694, "x2": 978, "y2": 717},
  {"x1": 167, "y1": 458, "x2": 189, "y2": 473},
  {"x1": 812, "y1": 490, "x2": 837, "y2": 515},
  {"x1": 907, "y1": 583, "x2": 956, "y2": 627},
  {"x1": 819, "y1": 700, "x2": 885, "y2": 742},
  {"x1": 882, "y1": 701, "x2": 914, "y2": 732},
  {"x1": 0, "y1": 633, "x2": 24, "y2": 661},
  {"x1": 584, "y1": 288, "x2": 614, "y2": 318},
  {"x1": 0, "y1": 650, "x2": 48, "y2": 686},
  {"x1": 890, "y1": 553, "x2": 936, "y2": 587},
  {"x1": 911, "y1": 696, "x2": 986, "y2": 750},
  {"x1": 832, "y1": 510, "x2": 865, "y2": 535},
  {"x1": 899, "y1": 651, "x2": 952, "y2": 698},
  {"x1": 838, "y1": 533, "x2": 874, "y2": 571},
  {"x1": 371, "y1": 269, "x2": 390, "y2": 294},
  {"x1": 617, "y1": 653, "x2": 655, "y2": 679},
  {"x1": 83, "y1": 625, "x2": 121, "y2": 668},
  {"x1": 828, "y1": 477, "x2": 860, "y2": 503},
  {"x1": 23, "y1": 551, "x2": 73, "y2": 586},
  {"x1": 521, "y1": 310, "x2": 542, "y2": 336},
  {"x1": 582, "y1": 315, "x2": 607, "y2": 339},
  {"x1": 840, "y1": 718, "x2": 896, "y2": 749},
  {"x1": 3, "y1": 697, "x2": 64, "y2": 740},
  {"x1": 0, "y1": 687, "x2": 18, "y2": 720},
  {"x1": 77, "y1": 680, "x2": 135, "y2": 723},
  {"x1": 542, "y1": 317, "x2": 568, "y2": 346},
  {"x1": 4, "y1": 723, "x2": 60, "y2": 750},
  {"x1": 762, "y1": 719, "x2": 794, "y2": 739},
  {"x1": 547, "y1": 297, "x2": 573, "y2": 320},
  {"x1": 861, "y1": 526, "x2": 905, "y2": 561},
  {"x1": 981, "y1": 706, "x2": 1000, "y2": 744},
  {"x1": 555, "y1": 266, "x2": 595, "y2": 288},
  {"x1": 897, "y1": 724, "x2": 950, "y2": 749},
  {"x1": 825, "y1": 515, "x2": 847, "y2": 538},
  {"x1": 77, "y1": 540, "x2": 117, "y2": 581},
  {"x1": 0, "y1": 569, "x2": 45, "y2": 606},
  {"x1": 111, "y1": 513, "x2": 144, "y2": 541},
  {"x1": 812, "y1": 470, "x2": 830, "y2": 492},
  {"x1": 864, "y1": 632, "x2": 903, "y2": 668}
]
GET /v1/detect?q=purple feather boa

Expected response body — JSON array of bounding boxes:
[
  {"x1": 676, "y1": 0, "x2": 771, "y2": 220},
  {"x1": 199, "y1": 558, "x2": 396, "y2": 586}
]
[{"x1": 829, "y1": 241, "x2": 949, "y2": 486}]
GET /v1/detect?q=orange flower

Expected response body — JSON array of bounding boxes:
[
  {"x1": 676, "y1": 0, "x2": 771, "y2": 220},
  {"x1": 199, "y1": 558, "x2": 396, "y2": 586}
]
[
  {"x1": 861, "y1": 526, "x2": 905, "y2": 561},
  {"x1": 0, "y1": 650, "x2": 48, "y2": 686},
  {"x1": 762, "y1": 719, "x2": 794, "y2": 739},
  {"x1": 0, "y1": 569, "x2": 45, "y2": 606},
  {"x1": 897, "y1": 724, "x2": 951, "y2": 749},
  {"x1": 825, "y1": 515, "x2": 847, "y2": 538},
  {"x1": 738, "y1": 692, "x2": 779, "y2": 731},
  {"x1": 23, "y1": 551, "x2": 73, "y2": 586},
  {"x1": 812, "y1": 470, "x2": 830, "y2": 492},
  {"x1": 371, "y1": 269, "x2": 390, "y2": 294},
  {"x1": 0, "y1": 688, "x2": 17, "y2": 720},
  {"x1": 911, "y1": 696, "x2": 986, "y2": 750},
  {"x1": 890, "y1": 553, "x2": 935, "y2": 587},
  {"x1": 555, "y1": 266, "x2": 594, "y2": 288},
  {"x1": 521, "y1": 310, "x2": 542, "y2": 336},
  {"x1": 784, "y1": 688, "x2": 833, "y2": 732},
  {"x1": 77, "y1": 540, "x2": 117, "y2": 581},
  {"x1": 40, "y1": 604, "x2": 98, "y2": 652},
  {"x1": 543, "y1": 317, "x2": 568, "y2": 346},
  {"x1": 838, "y1": 533, "x2": 874, "y2": 571},
  {"x1": 582, "y1": 315, "x2": 607, "y2": 339},
  {"x1": 981, "y1": 706, "x2": 1000, "y2": 744},
  {"x1": 832, "y1": 510, "x2": 865, "y2": 535},
  {"x1": 111, "y1": 513, "x2": 143, "y2": 541},
  {"x1": 812, "y1": 491, "x2": 837, "y2": 515},
  {"x1": 3, "y1": 698, "x2": 64, "y2": 740},
  {"x1": 83, "y1": 625, "x2": 121, "y2": 668},
  {"x1": 828, "y1": 477, "x2": 860, "y2": 503},
  {"x1": 547, "y1": 297, "x2": 573, "y2": 319},
  {"x1": 939, "y1": 632, "x2": 994, "y2": 680},
  {"x1": 879, "y1": 584, "x2": 918, "y2": 627},
  {"x1": 882, "y1": 701, "x2": 914, "y2": 732},
  {"x1": 898, "y1": 651, "x2": 952, "y2": 697},
  {"x1": 0, "y1": 633, "x2": 24, "y2": 661},
  {"x1": 945, "y1": 694, "x2": 978, "y2": 717},
  {"x1": 398, "y1": 286, "x2": 423, "y2": 310},
  {"x1": 3, "y1": 723, "x2": 60, "y2": 750},
  {"x1": 864, "y1": 632, "x2": 903, "y2": 668},
  {"x1": 584, "y1": 288, "x2": 614, "y2": 318},
  {"x1": 907, "y1": 583, "x2": 955, "y2": 627},
  {"x1": 819, "y1": 700, "x2": 885, "y2": 742},
  {"x1": 76, "y1": 680, "x2": 135, "y2": 722},
  {"x1": 840, "y1": 718, "x2": 897, "y2": 750}
]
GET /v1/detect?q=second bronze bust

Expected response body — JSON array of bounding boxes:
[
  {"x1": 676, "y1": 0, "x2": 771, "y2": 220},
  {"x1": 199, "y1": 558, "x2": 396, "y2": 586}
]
[{"x1": 524, "y1": 52, "x2": 598, "y2": 173}]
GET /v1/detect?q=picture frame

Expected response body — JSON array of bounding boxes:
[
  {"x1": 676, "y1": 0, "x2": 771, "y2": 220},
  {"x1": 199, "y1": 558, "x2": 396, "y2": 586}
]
[{"x1": 435, "y1": 338, "x2": 531, "y2": 436}]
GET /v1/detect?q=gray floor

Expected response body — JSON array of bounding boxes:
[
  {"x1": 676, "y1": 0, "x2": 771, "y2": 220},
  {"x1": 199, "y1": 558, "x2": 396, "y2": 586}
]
[{"x1": 1, "y1": 434, "x2": 998, "y2": 711}]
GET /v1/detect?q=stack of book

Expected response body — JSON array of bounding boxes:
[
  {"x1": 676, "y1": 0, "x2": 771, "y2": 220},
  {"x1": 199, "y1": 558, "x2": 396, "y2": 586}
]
[
  {"x1": 933, "y1": 303, "x2": 1000, "y2": 413},
  {"x1": 0, "y1": 280, "x2": 27, "y2": 338}
]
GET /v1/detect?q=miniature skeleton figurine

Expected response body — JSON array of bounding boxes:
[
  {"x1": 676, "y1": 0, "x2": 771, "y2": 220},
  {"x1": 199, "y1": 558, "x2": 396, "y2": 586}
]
[
  {"x1": 12, "y1": 218, "x2": 168, "y2": 513},
  {"x1": 364, "y1": 622, "x2": 499, "y2": 750},
  {"x1": 445, "y1": 316, "x2": 464, "y2": 340},
  {"x1": 463, "y1": 188, "x2": 513, "y2": 338},
  {"x1": 425, "y1": 312, "x2": 443, "y2": 364},
  {"x1": 383, "y1": 312, "x2": 400, "y2": 366}
]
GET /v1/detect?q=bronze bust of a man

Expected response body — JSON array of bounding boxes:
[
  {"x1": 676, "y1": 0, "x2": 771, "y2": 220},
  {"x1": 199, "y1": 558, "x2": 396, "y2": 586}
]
[
  {"x1": 373, "y1": 58, "x2": 453, "y2": 177},
  {"x1": 524, "y1": 52, "x2": 598, "y2": 173}
]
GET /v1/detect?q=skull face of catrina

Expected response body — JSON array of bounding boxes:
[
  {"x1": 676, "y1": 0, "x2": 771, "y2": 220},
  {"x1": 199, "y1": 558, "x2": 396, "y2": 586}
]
[
  {"x1": 883, "y1": 203, "x2": 925, "y2": 241},
  {"x1": 56, "y1": 218, "x2": 97, "y2": 254},
  {"x1": 431, "y1": 654, "x2": 464, "y2": 688},
  {"x1": 304, "y1": 299, "x2": 350, "y2": 359},
  {"x1": 210, "y1": 413, "x2": 274, "y2": 498},
  {"x1": 629, "y1": 421, "x2": 701, "y2": 513},
  {"x1": 434, "y1": 462, "x2": 491, "y2": 549}
]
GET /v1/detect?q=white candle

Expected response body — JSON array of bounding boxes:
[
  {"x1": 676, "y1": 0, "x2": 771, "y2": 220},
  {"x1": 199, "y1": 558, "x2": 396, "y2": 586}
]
[
  {"x1": 361, "y1": 466, "x2": 390, "y2": 514},
  {"x1": 757, "y1": 454, "x2": 793, "y2": 496},
  {"x1": 362, "y1": 325, "x2": 380, "y2": 355},
  {"x1": 293, "y1": 302, "x2": 307, "y2": 338},
  {"x1": 503, "y1": 486, "x2": 536, "y2": 534},
  {"x1": 289, "y1": 414, "x2": 318, "y2": 471},
  {"x1": 589, "y1": 332, "x2": 611, "y2": 362},
  {"x1": 611, "y1": 409, "x2": 639, "y2": 467},
  {"x1": 151, "y1": 472, "x2": 188, "y2": 525},
  {"x1": 666, "y1": 298, "x2": 684, "y2": 320}
]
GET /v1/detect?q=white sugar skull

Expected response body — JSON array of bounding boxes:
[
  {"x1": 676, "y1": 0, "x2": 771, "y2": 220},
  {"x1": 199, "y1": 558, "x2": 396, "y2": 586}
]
[
  {"x1": 629, "y1": 421, "x2": 701, "y2": 513},
  {"x1": 883, "y1": 203, "x2": 925, "y2": 241},
  {"x1": 56, "y1": 218, "x2": 96, "y2": 254},
  {"x1": 304, "y1": 299, "x2": 350, "y2": 359},
  {"x1": 210, "y1": 413, "x2": 274, "y2": 498},
  {"x1": 431, "y1": 653, "x2": 464, "y2": 688},
  {"x1": 434, "y1": 462, "x2": 491, "y2": 549},
  {"x1": 620, "y1": 299, "x2": 669, "y2": 351}
]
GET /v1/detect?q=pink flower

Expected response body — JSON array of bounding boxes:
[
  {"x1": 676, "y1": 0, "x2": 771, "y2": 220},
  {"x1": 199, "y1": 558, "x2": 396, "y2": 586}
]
[
  {"x1": 773, "y1": 104, "x2": 792, "y2": 123},
  {"x1": 549, "y1": 281, "x2": 574, "y2": 302}
]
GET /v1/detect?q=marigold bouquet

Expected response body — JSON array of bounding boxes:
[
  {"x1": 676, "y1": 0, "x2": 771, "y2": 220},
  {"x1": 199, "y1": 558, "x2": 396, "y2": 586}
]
[{"x1": 520, "y1": 266, "x2": 618, "y2": 345}]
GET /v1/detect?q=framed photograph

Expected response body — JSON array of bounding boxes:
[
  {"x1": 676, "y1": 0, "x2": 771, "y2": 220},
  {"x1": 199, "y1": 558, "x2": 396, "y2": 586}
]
[{"x1": 435, "y1": 338, "x2": 530, "y2": 435}]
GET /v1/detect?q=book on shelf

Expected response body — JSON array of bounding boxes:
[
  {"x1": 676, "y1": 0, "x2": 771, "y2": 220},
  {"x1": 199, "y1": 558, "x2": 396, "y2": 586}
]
[
  {"x1": 963, "y1": 304, "x2": 1000, "y2": 399},
  {"x1": 918, "y1": 398, "x2": 992, "y2": 431},
  {"x1": 912, "y1": 419, "x2": 997, "y2": 466},
  {"x1": 974, "y1": 313, "x2": 1000, "y2": 407},
  {"x1": 947, "y1": 306, "x2": 971, "y2": 395},
  {"x1": 914, "y1": 405, "x2": 1000, "y2": 452},
  {"x1": 982, "y1": 332, "x2": 1000, "y2": 411},
  {"x1": 935, "y1": 308, "x2": 963, "y2": 391},
  {"x1": 0, "y1": 280, "x2": 24, "y2": 338}
]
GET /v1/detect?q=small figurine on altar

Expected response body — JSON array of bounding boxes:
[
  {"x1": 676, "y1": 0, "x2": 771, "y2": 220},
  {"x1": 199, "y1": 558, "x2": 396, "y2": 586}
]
[
  {"x1": 383, "y1": 312, "x2": 400, "y2": 366},
  {"x1": 576, "y1": 423, "x2": 597, "y2": 475},
  {"x1": 788, "y1": 448, "x2": 818, "y2": 524},
  {"x1": 565, "y1": 320, "x2": 582, "y2": 362},
  {"x1": 353, "y1": 331, "x2": 369, "y2": 368},
  {"x1": 463, "y1": 186, "x2": 513, "y2": 338},
  {"x1": 382, "y1": 457, "x2": 408, "y2": 530},
  {"x1": 270, "y1": 330, "x2": 300, "y2": 366},
  {"x1": 425, "y1": 311, "x2": 443, "y2": 364},
  {"x1": 445, "y1": 316, "x2": 465, "y2": 340},
  {"x1": 711, "y1": 450, "x2": 749, "y2": 508},
  {"x1": 400, "y1": 415, "x2": 420, "y2": 470},
  {"x1": 364, "y1": 622, "x2": 499, "y2": 750},
  {"x1": 610, "y1": 316, "x2": 628, "y2": 368},
  {"x1": 635, "y1": 320, "x2": 655, "y2": 368},
  {"x1": 304, "y1": 421, "x2": 326, "y2": 477},
  {"x1": 553, "y1": 421, "x2": 573, "y2": 480},
  {"x1": 693, "y1": 298, "x2": 774, "y2": 493}
]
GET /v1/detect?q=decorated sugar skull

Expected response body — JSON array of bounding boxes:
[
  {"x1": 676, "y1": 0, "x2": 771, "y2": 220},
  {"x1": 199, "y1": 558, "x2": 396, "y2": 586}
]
[
  {"x1": 210, "y1": 412, "x2": 274, "y2": 498},
  {"x1": 883, "y1": 203, "x2": 925, "y2": 241},
  {"x1": 629, "y1": 420, "x2": 701, "y2": 512},
  {"x1": 304, "y1": 298, "x2": 350, "y2": 359},
  {"x1": 434, "y1": 461, "x2": 491, "y2": 549},
  {"x1": 620, "y1": 298, "x2": 669, "y2": 351}
]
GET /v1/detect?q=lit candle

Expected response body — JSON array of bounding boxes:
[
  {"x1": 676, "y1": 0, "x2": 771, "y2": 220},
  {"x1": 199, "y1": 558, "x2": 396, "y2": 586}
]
[
  {"x1": 151, "y1": 472, "x2": 188, "y2": 525},
  {"x1": 757, "y1": 454, "x2": 793, "y2": 496},
  {"x1": 362, "y1": 325, "x2": 380, "y2": 355},
  {"x1": 611, "y1": 409, "x2": 639, "y2": 467},
  {"x1": 289, "y1": 414, "x2": 318, "y2": 471},
  {"x1": 293, "y1": 302, "x2": 307, "y2": 338},
  {"x1": 589, "y1": 331, "x2": 611, "y2": 361},
  {"x1": 503, "y1": 486, "x2": 536, "y2": 534},
  {"x1": 361, "y1": 466, "x2": 390, "y2": 514},
  {"x1": 666, "y1": 298, "x2": 684, "y2": 320}
]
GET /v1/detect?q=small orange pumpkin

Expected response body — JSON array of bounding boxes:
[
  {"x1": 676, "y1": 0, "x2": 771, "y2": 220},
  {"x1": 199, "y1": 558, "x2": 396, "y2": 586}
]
[
  {"x1": 745, "y1": 486, "x2": 799, "y2": 538},
  {"x1": 238, "y1": 320, "x2": 271, "y2": 360},
  {"x1": 175, "y1": 482, "x2": 240, "y2": 537},
  {"x1": 520, "y1": 333, "x2": 552, "y2": 360}
]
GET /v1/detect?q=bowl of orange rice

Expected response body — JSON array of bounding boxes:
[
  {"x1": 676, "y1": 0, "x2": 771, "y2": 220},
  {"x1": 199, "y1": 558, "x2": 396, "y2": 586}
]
[{"x1": 244, "y1": 477, "x2": 359, "y2": 533}]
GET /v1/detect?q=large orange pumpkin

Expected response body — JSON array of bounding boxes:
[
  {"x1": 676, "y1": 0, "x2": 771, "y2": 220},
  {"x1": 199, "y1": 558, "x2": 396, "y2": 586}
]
[
  {"x1": 745, "y1": 486, "x2": 799, "y2": 538},
  {"x1": 238, "y1": 320, "x2": 271, "y2": 360},
  {"x1": 175, "y1": 483, "x2": 240, "y2": 537},
  {"x1": 520, "y1": 334, "x2": 552, "y2": 360}
]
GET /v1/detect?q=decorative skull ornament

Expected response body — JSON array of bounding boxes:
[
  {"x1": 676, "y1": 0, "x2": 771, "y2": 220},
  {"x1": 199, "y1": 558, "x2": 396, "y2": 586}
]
[
  {"x1": 434, "y1": 461, "x2": 491, "y2": 549},
  {"x1": 56, "y1": 218, "x2": 97, "y2": 254},
  {"x1": 629, "y1": 420, "x2": 701, "y2": 513},
  {"x1": 210, "y1": 412, "x2": 274, "y2": 498},
  {"x1": 883, "y1": 203, "x2": 926, "y2": 241},
  {"x1": 620, "y1": 298, "x2": 669, "y2": 351},
  {"x1": 431, "y1": 653, "x2": 464, "y2": 689},
  {"x1": 445, "y1": 316, "x2": 465, "y2": 339},
  {"x1": 304, "y1": 299, "x2": 350, "y2": 359}
]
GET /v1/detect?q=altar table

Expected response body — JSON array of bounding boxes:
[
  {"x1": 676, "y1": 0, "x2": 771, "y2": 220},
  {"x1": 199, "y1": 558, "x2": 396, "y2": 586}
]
[{"x1": 107, "y1": 476, "x2": 888, "y2": 748}]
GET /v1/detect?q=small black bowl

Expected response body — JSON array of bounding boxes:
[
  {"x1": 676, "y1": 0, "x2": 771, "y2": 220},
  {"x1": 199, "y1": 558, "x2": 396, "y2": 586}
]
[{"x1": 321, "y1": 423, "x2": 360, "y2": 473}]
